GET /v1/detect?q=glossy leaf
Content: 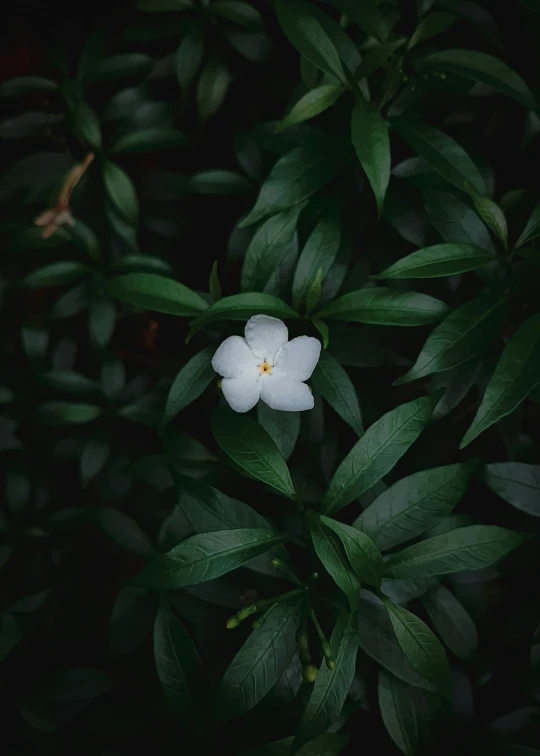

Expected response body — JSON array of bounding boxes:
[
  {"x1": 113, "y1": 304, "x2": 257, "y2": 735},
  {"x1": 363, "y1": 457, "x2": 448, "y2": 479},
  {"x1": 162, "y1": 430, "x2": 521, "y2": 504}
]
[
  {"x1": 382, "y1": 597, "x2": 449, "y2": 688},
  {"x1": 482, "y1": 463, "x2": 540, "y2": 517},
  {"x1": 292, "y1": 611, "x2": 359, "y2": 753},
  {"x1": 373, "y1": 243, "x2": 493, "y2": 280},
  {"x1": 211, "y1": 410, "x2": 296, "y2": 498},
  {"x1": 292, "y1": 208, "x2": 341, "y2": 312},
  {"x1": 384, "y1": 525, "x2": 527, "y2": 579},
  {"x1": 135, "y1": 528, "x2": 291, "y2": 588},
  {"x1": 356, "y1": 462, "x2": 476, "y2": 551},
  {"x1": 317, "y1": 287, "x2": 449, "y2": 326},
  {"x1": 163, "y1": 347, "x2": 215, "y2": 427},
  {"x1": 308, "y1": 511, "x2": 361, "y2": 610},
  {"x1": 110, "y1": 129, "x2": 187, "y2": 154},
  {"x1": 22, "y1": 262, "x2": 92, "y2": 289},
  {"x1": 37, "y1": 402, "x2": 102, "y2": 425},
  {"x1": 103, "y1": 161, "x2": 138, "y2": 224},
  {"x1": 105, "y1": 273, "x2": 208, "y2": 316},
  {"x1": 257, "y1": 402, "x2": 300, "y2": 460},
  {"x1": 424, "y1": 190, "x2": 496, "y2": 252},
  {"x1": 217, "y1": 599, "x2": 302, "y2": 720},
  {"x1": 197, "y1": 56, "x2": 230, "y2": 123},
  {"x1": 408, "y1": 11, "x2": 456, "y2": 48},
  {"x1": 516, "y1": 200, "x2": 540, "y2": 247},
  {"x1": 351, "y1": 99, "x2": 391, "y2": 216},
  {"x1": 422, "y1": 584, "x2": 478, "y2": 660},
  {"x1": 320, "y1": 515, "x2": 383, "y2": 588},
  {"x1": 328, "y1": 0, "x2": 388, "y2": 41},
  {"x1": 461, "y1": 314, "x2": 540, "y2": 448},
  {"x1": 276, "y1": 84, "x2": 345, "y2": 133},
  {"x1": 323, "y1": 394, "x2": 438, "y2": 515},
  {"x1": 396, "y1": 292, "x2": 507, "y2": 384},
  {"x1": 312, "y1": 350, "x2": 363, "y2": 436},
  {"x1": 175, "y1": 22, "x2": 204, "y2": 91},
  {"x1": 188, "y1": 293, "x2": 298, "y2": 337}
]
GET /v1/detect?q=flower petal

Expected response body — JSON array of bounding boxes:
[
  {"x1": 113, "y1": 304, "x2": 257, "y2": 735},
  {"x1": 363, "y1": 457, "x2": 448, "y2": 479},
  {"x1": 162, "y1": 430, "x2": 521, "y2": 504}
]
[
  {"x1": 274, "y1": 336, "x2": 321, "y2": 381},
  {"x1": 260, "y1": 376, "x2": 314, "y2": 411},
  {"x1": 245, "y1": 315, "x2": 288, "y2": 363},
  {"x1": 221, "y1": 377, "x2": 261, "y2": 413},
  {"x1": 212, "y1": 336, "x2": 259, "y2": 379}
]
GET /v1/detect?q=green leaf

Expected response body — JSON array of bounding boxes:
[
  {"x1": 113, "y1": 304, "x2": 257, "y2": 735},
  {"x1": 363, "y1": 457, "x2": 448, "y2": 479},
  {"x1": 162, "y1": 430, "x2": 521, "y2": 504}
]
[
  {"x1": 257, "y1": 403, "x2": 300, "y2": 460},
  {"x1": 378, "y1": 669, "x2": 441, "y2": 756},
  {"x1": 22, "y1": 261, "x2": 92, "y2": 289},
  {"x1": 276, "y1": 0, "x2": 345, "y2": 82},
  {"x1": 424, "y1": 190, "x2": 496, "y2": 251},
  {"x1": 173, "y1": 472, "x2": 288, "y2": 576},
  {"x1": 217, "y1": 598, "x2": 302, "y2": 721},
  {"x1": 516, "y1": 200, "x2": 540, "y2": 247},
  {"x1": 211, "y1": 1, "x2": 262, "y2": 27},
  {"x1": 317, "y1": 287, "x2": 449, "y2": 326},
  {"x1": 470, "y1": 193, "x2": 508, "y2": 249},
  {"x1": 461, "y1": 314, "x2": 540, "y2": 448},
  {"x1": 189, "y1": 171, "x2": 251, "y2": 195},
  {"x1": 408, "y1": 12, "x2": 455, "y2": 49},
  {"x1": 312, "y1": 350, "x2": 363, "y2": 436},
  {"x1": 175, "y1": 21, "x2": 204, "y2": 92},
  {"x1": 209, "y1": 261, "x2": 222, "y2": 301},
  {"x1": 351, "y1": 100, "x2": 391, "y2": 216},
  {"x1": 395, "y1": 291, "x2": 507, "y2": 385},
  {"x1": 162, "y1": 347, "x2": 215, "y2": 427},
  {"x1": 89, "y1": 298, "x2": 116, "y2": 348},
  {"x1": 415, "y1": 49, "x2": 537, "y2": 110},
  {"x1": 39, "y1": 370, "x2": 100, "y2": 395},
  {"x1": 211, "y1": 410, "x2": 296, "y2": 498},
  {"x1": 240, "y1": 734, "x2": 350, "y2": 756},
  {"x1": 373, "y1": 243, "x2": 493, "y2": 280},
  {"x1": 37, "y1": 402, "x2": 102, "y2": 425},
  {"x1": 65, "y1": 100, "x2": 102, "y2": 149},
  {"x1": 0, "y1": 76, "x2": 58, "y2": 96},
  {"x1": 81, "y1": 433, "x2": 110, "y2": 484},
  {"x1": 110, "y1": 129, "x2": 187, "y2": 154},
  {"x1": 306, "y1": 271, "x2": 323, "y2": 317},
  {"x1": 49, "y1": 506, "x2": 153, "y2": 555},
  {"x1": 422, "y1": 584, "x2": 478, "y2": 660},
  {"x1": 105, "y1": 273, "x2": 208, "y2": 316},
  {"x1": 90, "y1": 53, "x2": 153, "y2": 81},
  {"x1": 391, "y1": 117, "x2": 487, "y2": 196},
  {"x1": 322, "y1": 394, "x2": 438, "y2": 515},
  {"x1": 188, "y1": 293, "x2": 298, "y2": 337},
  {"x1": 292, "y1": 207, "x2": 341, "y2": 311},
  {"x1": 154, "y1": 599, "x2": 203, "y2": 718},
  {"x1": 328, "y1": 0, "x2": 388, "y2": 41},
  {"x1": 293, "y1": 611, "x2": 358, "y2": 753},
  {"x1": 308, "y1": 512, "x2": 361, "y2": 609},
  {"x1": 135, "y1": 528, "x2": 291, "y2": 588},
  {"x1": 320, "y1": 515, "x2": 383, "y2": 588},
  {"x1": 482, "y1": 463, "x2": 540, "y2": 517},
  {"x1": 276, "y1": 84, "x2": 345, "y2": 133},
  {"x1": 196, "y1": 56, "x2": 230, "y2": 123},
  {"x1": 357, "y1": 597, "x2": 435, "y2": 689},
  {"x1": 355, "y1": 40, "x2": 406, "y2": 80},
  {"x1": 356, "y1": 462, "x2": 476, "y2": 551},
  {"x1": 240, "y1": 146, "x2": 341, "y2": 227},
  {"x1": 384, "y1": 525, "x2": 527, "y2": 579},
  {"x1": 103, "y1": 161, "x2": 138, "y2": 225},
  {"x1": 382, "y1": 597, "x2": 449, "y2": 689},
  {"x1": 242, "y1": 205, "x2": 304, "y2": 292}
]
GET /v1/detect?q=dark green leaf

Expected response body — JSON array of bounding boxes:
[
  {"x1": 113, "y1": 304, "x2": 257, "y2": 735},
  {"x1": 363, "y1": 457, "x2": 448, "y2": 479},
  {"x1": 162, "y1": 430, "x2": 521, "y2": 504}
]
[
  {"x1": 308, "y1": 511, "x2": 361, "y2": 609},
  {"x1": 323, "y1": 394, "x2": 438, "y2": 515},
  {"x1": 357, "y1": 597, "x2": 435, "y2": 689},
  {"x1": 89, "y1": 298, "x2": 116, "y2": 348},
  {"x1": 211, "y1": 1, "x2": 262, "y2": 27},
  {"x1": 135, "y1": 528, "x2": 291, "y2": 589},
  {"x1": 90, "y1": 53, "x2": 153, "y2": 81},
  {"x1": 422, "y1": 584, "x2": 478, "y2": 660},
  {"x1": 110, "y1": 129, "x2": 187, "y2": 154},
  {"x1": 384, "y1": 525, "x2": 527, "y2": 579},
  {"x1": 39, "y1": 370, "x2": 100, "y2": 395},
  {"x1": 49, "y1": 506, "x2": 153, "y2": 555},
  {"x1": 189, "y1": 171, "x2": 251, "y2": 194},
  {"x1": 257, "y1": 402, "x2": 300, "y2": 460},
  {"x1": 382, "y1": 597, "x2": 449, "y2": 688},
  {"x1": 408, "y1": 12, "x2": 456, "y2": 49},
  {"x1": 292, "y1": 207, "x2": 341, "y2": 311},
  {"x1": 351, "y1": 100, "x2": 391, "y2": 216},
  {"x1": 328, "y1": 0, "x2": 388, "y2": 41},
  {"x1": 240, "y1": 146, "x2": 341, "y2": 227},
  {"x1": 355, "y1": 40, "x2": 406, "y2": 81},
  {"x1": 516, "y1": 200, "x2": 540, "y2": 248},
  {"x1": 415, "y1": 49, "x2": 537, "y2": 110},
  {"x1": 461, "y1": 314, "x2": 540, "y2": 448},
  {"x1": 391, "y1": 117, "x2": 487, "y2": 195},
  {"x1": 81, "y1": 433, "x2": 110, "y2": 484},
  {"x1": 373, "y1": 243, "x2": 493, "y2": 280},
  {"x1": 217, "y1": 598, "x2": 302, "y2": 720},
  {"x1": 482, "y1": 463, "x2": 540, "y2": 517},
  {"x1": 396, "y1": 292, "x2": 507, "y2": 384},
  {"x1": 162, "y1": 347, "x2": 215, "y2": 427},
  {"x1": 103, "y1": 161, "x2": 138, "y2": 225},
  {"x1": 470, "y1": 193, "x2": 508, "y2": 249},
  {"x1": 356, "y1": 462, "x2": 476, "y2": 551},
  {"x1": 312, "y1": 350, "x2": 363, "y2": 436},
  {"x1": 211, "y1": 410, "x2": 296, "y2": 498},
  {"x1": 65, "y1": 101, "x2": 102, "y2": 150},
  {"x1": 154, "y1": 599, "x2": 203, "y2": 717},
  {"x1": 424, "y1": 190, "x2": 496, "y2": 252},
  {"x1": 317, "y1": 287, "x2": 449, "y2": 326},
  {"x1": 105, "y1": 273, "x2": 208, "y2": 316},
  {"x1": 175, "y1": 22, "x2": 204, "y2": 91},
  {"x1": 197, "y1": 56, "x2": 230, "y2": 123},
  {"x1": 0, "y1": 76, "x2": 57, "y2": 96},
  {"x1": 37, "y1": 402, "x2": 102, "y2": 425},
  {"x1": 277, "y1": 85, "x2": 345, "y2": 133},
  {"x1": 320, "y1": 515, "x2": 383, "y2": 588},
  {"x1": 22, "y1": 262, "x2": 92, "y2": 289},
  {"x1": 188, "y1": 293, "x2": 298, "y2": 336},
  {"x1": 292, "y1": 611, "x2": 359, "y2": 753}
]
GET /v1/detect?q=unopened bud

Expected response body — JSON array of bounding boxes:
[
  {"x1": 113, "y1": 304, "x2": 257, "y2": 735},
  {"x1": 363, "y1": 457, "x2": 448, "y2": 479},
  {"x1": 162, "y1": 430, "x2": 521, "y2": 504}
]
[
  {"x1": 226, "y1": 616, "x2": 240, "y2": 629},
  {"x1": 238, "y1": 605, "x2": 257, "y2": 621},
  {"x1": 303, "y1": 664, "x2": 318, "y2": 683},
  {"x1": 327, "y1": 658, "x2": 336, "y2": 671}
]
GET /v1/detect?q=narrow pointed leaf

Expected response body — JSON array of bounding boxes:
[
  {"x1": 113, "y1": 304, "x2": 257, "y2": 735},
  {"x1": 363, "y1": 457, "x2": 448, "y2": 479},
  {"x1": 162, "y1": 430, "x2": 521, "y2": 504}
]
[
  {"x1": 317, "y1": 287, "x2": 449, "y2": 326},
  {"x1": 312, "y1": 351, "x2": 363, "y2": 436},
  {"x1": 308, "y1": 511, "x2": 361, "y2": 610},
  {"x1": 351, "y1": 100, "x2": 391, "y2": 216},
  {"x1": 320, "y1": 515, "x2": 383, "y2": 588},
  {"x1": 373, "y1": 243, "x2": 493, "y2": 280},
  {"x1": 162, "y1": 347, "x2": 215, "y2": 427},
  {"x1": 482, "y1": 463, "x2": 540, "y2": 517},
  {"x1": 276, "y1": 84, "x2": 345, "y2": 133},
  {"x1": 105, "y1": 273, "x2": 208, "y2": 316},
  {"x1": 422, "y1": 584, "x2": 478, "y2": 660}
]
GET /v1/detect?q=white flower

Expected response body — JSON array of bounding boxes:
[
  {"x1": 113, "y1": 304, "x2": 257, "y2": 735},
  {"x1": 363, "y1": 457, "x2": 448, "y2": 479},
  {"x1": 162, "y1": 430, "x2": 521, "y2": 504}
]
[{"x1": 212, "y1": 315, "x2": 321, "y2": 413}]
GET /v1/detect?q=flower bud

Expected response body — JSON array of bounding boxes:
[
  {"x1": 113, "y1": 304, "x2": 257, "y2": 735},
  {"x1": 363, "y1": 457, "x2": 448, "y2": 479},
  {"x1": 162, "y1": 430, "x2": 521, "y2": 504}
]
[{"x1": 303, "y1": 664, "x2": 318, "y2": 683}]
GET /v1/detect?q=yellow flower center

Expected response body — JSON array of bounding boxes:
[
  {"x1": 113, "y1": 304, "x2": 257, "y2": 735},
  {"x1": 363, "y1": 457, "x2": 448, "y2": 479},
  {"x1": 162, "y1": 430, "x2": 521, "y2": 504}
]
[{"x1": 259, "y1": 361, "x2": 272, "y2": 375}]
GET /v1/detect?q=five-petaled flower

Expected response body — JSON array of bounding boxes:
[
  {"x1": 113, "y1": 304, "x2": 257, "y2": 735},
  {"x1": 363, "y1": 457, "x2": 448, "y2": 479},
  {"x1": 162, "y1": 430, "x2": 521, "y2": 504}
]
[{"x1": 212, "y1": 315, "x2": 321, "y2": 413}]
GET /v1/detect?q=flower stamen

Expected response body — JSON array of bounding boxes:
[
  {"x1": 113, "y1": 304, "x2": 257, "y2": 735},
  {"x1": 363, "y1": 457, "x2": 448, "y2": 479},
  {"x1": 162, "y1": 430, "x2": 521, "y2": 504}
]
[{"x1": 259, "y1": 360, "x2": 272, "y2": 375}]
